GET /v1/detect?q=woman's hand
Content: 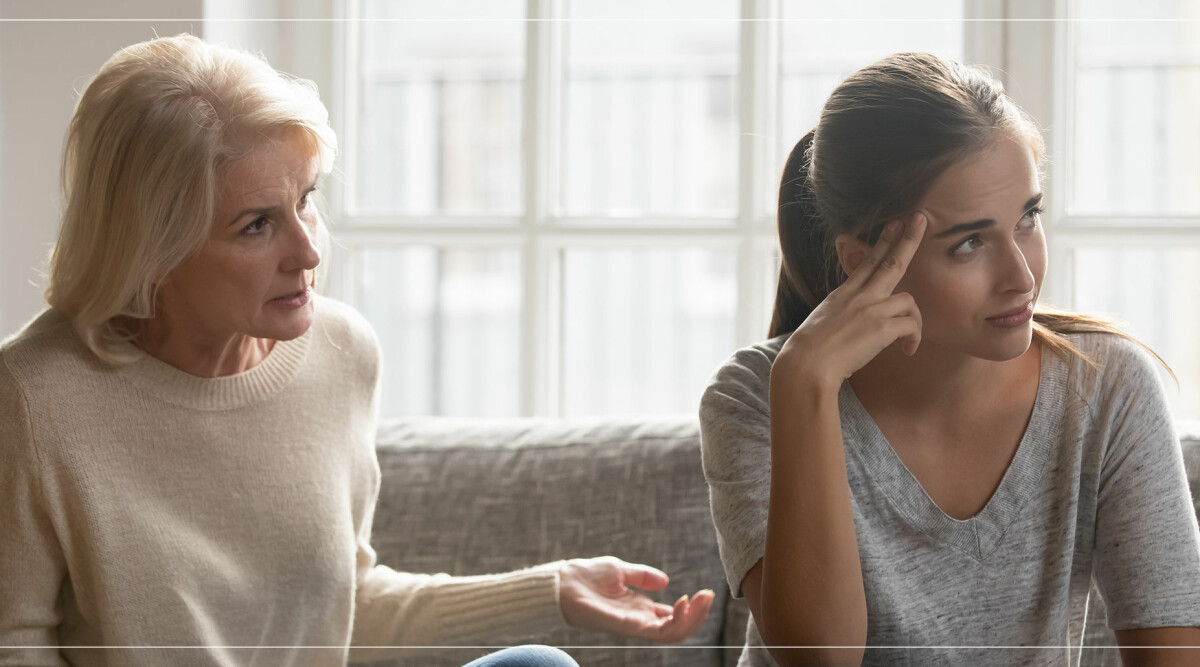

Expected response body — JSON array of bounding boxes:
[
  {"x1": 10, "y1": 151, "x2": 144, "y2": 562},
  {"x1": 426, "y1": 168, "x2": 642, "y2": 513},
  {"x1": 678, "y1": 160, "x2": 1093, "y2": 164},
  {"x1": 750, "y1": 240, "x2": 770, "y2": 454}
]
[
  {"x1": 775, "y1": 212, "x2": 927, "y2": 391},
  {"x1": 558, "y1": 556, "x2": 714, "y2": 642}
]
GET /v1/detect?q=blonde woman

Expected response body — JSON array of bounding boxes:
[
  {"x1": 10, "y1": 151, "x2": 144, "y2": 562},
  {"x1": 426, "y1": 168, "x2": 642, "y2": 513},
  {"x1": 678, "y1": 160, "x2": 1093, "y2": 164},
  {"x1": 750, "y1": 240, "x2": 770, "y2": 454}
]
[{"x1": 0, "y1": 34, "x2": 711, "y2": 666}]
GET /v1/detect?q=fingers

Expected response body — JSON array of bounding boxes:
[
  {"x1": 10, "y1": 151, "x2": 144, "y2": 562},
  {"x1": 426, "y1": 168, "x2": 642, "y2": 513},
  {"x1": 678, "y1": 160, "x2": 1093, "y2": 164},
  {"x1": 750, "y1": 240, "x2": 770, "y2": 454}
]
[
  {"x1": 844, "y1": 211, "x2": 925, "y2": 293},
  {"x1": 861, "y1": 211, "x2": 926, "y2": 294},
  {"x1": 649, "y1": 590, "x2": 715, "y2": 643},
  {"x1": 871, "y1": 293, "x2": 923, "y2": 356},
  {"x1": 619, "y1": 562, "x2": 669, "y2": 592}
]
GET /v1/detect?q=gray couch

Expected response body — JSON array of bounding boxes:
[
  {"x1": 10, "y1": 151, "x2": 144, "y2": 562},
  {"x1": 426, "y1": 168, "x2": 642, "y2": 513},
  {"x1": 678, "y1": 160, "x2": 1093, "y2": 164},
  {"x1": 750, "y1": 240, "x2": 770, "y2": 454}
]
[{"x1": 364, "y1": 417, "x2": 1200, "y2": 667}]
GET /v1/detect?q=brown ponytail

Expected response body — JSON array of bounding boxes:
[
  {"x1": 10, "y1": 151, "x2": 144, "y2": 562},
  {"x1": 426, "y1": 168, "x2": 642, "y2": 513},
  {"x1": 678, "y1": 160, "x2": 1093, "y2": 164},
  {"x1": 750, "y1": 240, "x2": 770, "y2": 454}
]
[
  {"x1": 767, "y1": 52, "x2": 1171, "y2": 375},
  {"x1": 769, "y1": 131, "x2": 831, "y2": 338}
]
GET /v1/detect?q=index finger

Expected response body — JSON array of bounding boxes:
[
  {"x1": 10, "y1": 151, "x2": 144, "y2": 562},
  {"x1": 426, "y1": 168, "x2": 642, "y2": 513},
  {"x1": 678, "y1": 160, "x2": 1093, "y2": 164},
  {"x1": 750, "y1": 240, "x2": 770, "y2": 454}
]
[
  {"x1": 620, "y1": 563, "x2": 669, "y2": 592},
  {"x1": 862, "y1": 211, "x2": 926, "y2": 293}
]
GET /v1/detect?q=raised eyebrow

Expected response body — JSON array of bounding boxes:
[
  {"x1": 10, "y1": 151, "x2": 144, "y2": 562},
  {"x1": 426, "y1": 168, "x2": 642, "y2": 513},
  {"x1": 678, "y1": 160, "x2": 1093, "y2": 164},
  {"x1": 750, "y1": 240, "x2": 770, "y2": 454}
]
[{"x1": 932, "y1": 193, "x2": 1044, "y2": 240}]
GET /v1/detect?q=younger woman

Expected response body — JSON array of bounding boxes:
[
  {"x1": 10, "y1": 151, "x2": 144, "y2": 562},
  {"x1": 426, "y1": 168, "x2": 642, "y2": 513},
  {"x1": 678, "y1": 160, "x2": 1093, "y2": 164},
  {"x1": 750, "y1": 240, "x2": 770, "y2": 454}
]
[{"x1": 700, "y1": 52, "x2": 1200, "y2": 666}]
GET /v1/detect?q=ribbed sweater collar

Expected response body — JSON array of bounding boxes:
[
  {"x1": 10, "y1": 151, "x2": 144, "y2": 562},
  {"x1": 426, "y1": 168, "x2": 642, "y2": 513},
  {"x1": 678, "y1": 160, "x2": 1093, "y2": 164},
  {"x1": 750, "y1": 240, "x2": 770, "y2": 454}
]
[{"x1": 116, "y1": 327, "x2": 313, "y2": 411}]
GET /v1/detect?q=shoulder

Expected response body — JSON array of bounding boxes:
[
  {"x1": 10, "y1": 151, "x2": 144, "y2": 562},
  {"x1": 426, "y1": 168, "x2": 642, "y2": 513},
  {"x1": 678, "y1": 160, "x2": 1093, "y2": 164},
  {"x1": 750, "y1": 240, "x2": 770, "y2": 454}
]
[
  {"x1": 0, "y1": 310, "x2": 95, "y2": 460},
  {"x1": 1060, "y1": 331, "x2": 1165, "y2": 406},
  {"x1": 311, "y1": 296, "x2": 380, "y2": 360},
  {"x1": 700, "y1": 335, "x2": 786, "y2": 423},
  {"x1": 314, "y1": 295, "x2": 376, "y2": 344},
  {"x1": 305, "y1": 296, "x2": 382, "y2": 399},
  {"x1": 1, "y1": 310, "x2": 99, "y2": 395}
]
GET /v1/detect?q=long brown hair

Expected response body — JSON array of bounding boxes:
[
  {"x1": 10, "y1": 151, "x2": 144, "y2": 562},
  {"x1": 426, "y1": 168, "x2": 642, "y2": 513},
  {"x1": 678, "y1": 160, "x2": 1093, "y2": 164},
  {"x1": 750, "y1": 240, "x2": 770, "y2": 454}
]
[{"x1": 769, "y1": 52, "x2": 1166, "y2": 374}]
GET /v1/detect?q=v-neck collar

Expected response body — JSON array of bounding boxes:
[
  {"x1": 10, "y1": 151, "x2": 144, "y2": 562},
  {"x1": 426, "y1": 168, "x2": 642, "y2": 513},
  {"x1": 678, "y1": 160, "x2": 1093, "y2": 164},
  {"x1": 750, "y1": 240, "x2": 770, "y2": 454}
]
[{"x1": 839, "y1": 349, "x2": 1068, "y2": 561}]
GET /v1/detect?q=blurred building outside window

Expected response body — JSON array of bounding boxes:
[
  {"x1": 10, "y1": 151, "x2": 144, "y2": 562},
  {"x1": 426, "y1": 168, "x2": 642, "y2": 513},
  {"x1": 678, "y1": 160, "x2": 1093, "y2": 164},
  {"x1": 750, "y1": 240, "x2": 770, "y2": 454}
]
[{"x1": 327, "y1": 0, "x2": 1200, "y2": 424}]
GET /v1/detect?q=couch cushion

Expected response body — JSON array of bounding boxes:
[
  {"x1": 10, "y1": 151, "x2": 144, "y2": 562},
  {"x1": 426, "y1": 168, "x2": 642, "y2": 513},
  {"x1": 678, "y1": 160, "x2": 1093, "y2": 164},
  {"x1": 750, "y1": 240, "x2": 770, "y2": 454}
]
[{"x1": 362, "y1": 417, "x2": 729, "y2": 667}]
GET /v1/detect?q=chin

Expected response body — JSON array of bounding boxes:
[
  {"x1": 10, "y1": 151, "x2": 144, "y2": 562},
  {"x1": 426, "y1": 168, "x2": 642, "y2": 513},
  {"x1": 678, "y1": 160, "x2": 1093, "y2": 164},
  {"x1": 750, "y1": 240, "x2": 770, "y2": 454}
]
[
  {"x1": 972, "y1": 325, "x2": 1035, "y2": 362},
  {"x1": 261, "y1": 306, "x2": 315, "y2": 342}
]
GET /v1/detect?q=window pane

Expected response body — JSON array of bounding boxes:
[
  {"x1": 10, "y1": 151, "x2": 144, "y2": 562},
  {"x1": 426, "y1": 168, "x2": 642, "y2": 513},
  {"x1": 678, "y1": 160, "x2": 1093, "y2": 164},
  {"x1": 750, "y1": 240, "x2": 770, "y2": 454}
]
[
  {"x1": 1073, "y1": 246, "x2": 1200, "y2": 421},
  {"x1": 561, "y1": 0, "x2": 739, "y2": 217},
  {"x1": 357, "y1": 0, "x2": 524, "y2": 215},
  {"x1": 561, "y1": 248, "x2": 737, "y2": 415},
  {"x1": 775, "y1": 1, "x2": 964, "y2": 207},
  {"x1": 1071, "y1": 0, "x2": 1200, "y2": 216},
  {"x1": 357, "y1": 246, "x2": 521, "y2": 417}
]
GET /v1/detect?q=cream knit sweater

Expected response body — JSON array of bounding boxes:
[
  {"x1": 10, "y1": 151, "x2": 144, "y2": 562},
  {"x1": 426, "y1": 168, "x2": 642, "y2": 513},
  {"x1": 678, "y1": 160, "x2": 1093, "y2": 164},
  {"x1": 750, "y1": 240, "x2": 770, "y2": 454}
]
[{"x1": 0, "y1": 297, "x2": 563, "y2": 666}]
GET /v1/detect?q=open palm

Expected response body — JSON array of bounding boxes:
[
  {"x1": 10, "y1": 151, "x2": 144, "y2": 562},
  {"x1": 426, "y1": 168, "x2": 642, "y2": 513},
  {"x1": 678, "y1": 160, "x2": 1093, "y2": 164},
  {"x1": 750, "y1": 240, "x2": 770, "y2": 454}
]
[{"x1": 558, "y1": 556, "x2": 714, "y2": 643}]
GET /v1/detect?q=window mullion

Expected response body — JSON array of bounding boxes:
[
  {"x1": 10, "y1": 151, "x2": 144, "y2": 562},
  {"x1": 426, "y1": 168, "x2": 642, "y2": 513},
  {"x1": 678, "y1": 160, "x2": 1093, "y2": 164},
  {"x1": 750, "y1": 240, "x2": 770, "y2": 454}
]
[
  {"x1": 327, "y1": 0, "x2": 358, "y2": 306},
  {"x1": 523, "y1": 0, "x2": 565, "y2": 416},
  {"x1": 737, "y1": 0, "x2": 777, "y2": 347},
  {"x1": 1001, "y1": 0, "x2": 1065, "y2": 305}
]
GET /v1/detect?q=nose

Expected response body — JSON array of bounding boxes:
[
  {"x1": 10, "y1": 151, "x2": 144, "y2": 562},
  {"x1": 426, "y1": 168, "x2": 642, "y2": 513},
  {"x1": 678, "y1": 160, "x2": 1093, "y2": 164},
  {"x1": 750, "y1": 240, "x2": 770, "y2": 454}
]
[
  {"x1": 997, "y1": 239, "x2": 1036, "y2": 295},
  {"x1": 281, "y1": 212, "x2": 322, "y2": 274}
]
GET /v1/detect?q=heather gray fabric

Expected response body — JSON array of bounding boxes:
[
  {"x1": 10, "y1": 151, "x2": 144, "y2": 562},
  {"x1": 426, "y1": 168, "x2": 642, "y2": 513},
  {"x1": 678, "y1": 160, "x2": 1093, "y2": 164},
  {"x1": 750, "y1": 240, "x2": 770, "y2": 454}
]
[
  {"x1": 700, "y1": 333, "x2": 1200, "y2": 667},
  {"x1": 363, "y1": 417, "x2": 728, "y2": 667}
]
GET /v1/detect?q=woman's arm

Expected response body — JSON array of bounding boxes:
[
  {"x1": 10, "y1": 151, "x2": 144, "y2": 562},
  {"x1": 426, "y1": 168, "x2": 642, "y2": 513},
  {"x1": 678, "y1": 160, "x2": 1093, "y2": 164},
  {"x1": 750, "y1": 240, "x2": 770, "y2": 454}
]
[
  {"x1": 1116, "y1": 627, "x2": 1200, "y2": 667},
  {"x1": 749, "y1": 214, "x2": 926, "y2": 667},
  {"x1": 1088, "y1": 336, "x2": 1200, "y2": 655},
  {"x1": 0, "y1": 360, "x2": 68, "y2": 666},
  {"x1": 751, "y1": 370, "x2": 865, "y2": 666}
]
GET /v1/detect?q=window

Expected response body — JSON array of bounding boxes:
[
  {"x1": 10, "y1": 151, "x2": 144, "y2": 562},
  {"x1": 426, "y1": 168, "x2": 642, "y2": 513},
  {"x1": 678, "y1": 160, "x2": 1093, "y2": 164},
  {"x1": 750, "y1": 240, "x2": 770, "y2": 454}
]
[
  {"x1": 327, "y1": 0, "x2": 981, "y2": 418},
  {"x1": 1052, "y1": 0, "x2": 1200, "y2": 421}
]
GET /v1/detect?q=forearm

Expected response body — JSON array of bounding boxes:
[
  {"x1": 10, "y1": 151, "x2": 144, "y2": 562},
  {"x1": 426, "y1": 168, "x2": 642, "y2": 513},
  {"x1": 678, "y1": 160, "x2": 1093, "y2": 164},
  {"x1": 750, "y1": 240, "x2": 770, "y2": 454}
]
[
  {"x1": 349, "y1": 563, "x2": 563, "y2": 662},
  {"x1": 1117, "y1": 627, "x2": 1200, "y2": 667},
  {"x1": 759, "y1": 377, "x2": 866, "y2": 666}
]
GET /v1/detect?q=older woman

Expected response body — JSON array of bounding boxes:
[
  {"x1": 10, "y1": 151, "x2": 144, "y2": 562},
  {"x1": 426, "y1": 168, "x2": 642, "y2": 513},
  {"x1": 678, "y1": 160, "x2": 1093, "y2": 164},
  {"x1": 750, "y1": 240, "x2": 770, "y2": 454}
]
[{"x1": 0, "y1": 34, "x2": 711, "y2": 666}]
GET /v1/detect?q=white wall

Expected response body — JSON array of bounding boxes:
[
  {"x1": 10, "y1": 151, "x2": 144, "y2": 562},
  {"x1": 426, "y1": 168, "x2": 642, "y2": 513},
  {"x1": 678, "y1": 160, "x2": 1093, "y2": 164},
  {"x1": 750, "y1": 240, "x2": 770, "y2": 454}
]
[{"x1": 0, "y1": 1, "x2": 202, "y2": 337}]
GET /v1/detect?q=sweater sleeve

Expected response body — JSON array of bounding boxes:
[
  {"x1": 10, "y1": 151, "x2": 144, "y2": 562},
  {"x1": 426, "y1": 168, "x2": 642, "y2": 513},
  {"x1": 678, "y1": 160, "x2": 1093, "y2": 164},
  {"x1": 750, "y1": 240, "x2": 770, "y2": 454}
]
[
  {"x1": 1090, "y1": 337, "x2": 1200, "y2": 630},
  {"x1": 344, "y1": 311, "x2": 564, "y2": 660},
  {"x1": 347, "y1": 528, "x2": 564, "y2": 661},
  {"x1": 0, "y1": 357, "x2": 68, "y2": 666}
]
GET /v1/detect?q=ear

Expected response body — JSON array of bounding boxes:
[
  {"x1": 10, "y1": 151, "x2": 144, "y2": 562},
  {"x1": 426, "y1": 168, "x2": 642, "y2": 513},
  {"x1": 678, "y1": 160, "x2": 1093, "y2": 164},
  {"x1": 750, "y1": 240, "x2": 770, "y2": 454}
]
[{"x1": 834, "y1": 233, "x2": 871, "y2": 277}]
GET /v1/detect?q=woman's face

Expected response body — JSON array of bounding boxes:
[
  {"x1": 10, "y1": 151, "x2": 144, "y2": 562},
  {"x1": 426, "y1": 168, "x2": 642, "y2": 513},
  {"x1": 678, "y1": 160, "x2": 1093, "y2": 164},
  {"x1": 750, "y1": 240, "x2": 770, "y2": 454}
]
[
  {"x1": 155, "y1": 133, "x2": 322, "y2": 345},
  {"x1": 896, "y1": 134, "x2": 1046, "y2": 362}
]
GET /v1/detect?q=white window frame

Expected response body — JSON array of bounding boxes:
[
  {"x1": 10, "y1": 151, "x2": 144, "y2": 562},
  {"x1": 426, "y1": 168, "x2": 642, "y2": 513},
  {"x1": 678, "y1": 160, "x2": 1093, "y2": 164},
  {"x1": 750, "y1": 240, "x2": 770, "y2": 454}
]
[
  {"x1": 268, "y1": 0, "x2": 1076, "y2": 418},
  {"x1": 1028, "y1": 0, "x2": 1200, "y2": 308}
]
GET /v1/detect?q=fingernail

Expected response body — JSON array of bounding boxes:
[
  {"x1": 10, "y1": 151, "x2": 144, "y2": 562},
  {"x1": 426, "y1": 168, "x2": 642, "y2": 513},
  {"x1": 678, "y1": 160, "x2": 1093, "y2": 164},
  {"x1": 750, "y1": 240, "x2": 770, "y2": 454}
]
[{"x1": 884, "y1": 220, "x2": 901, "y2": 238}]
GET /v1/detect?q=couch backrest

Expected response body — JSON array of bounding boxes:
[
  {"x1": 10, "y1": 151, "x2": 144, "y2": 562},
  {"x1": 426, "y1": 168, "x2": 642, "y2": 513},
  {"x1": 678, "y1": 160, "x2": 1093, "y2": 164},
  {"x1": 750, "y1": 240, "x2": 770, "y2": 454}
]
[
  {"x1": 369, "y1": 416, "x2": 728, "y2": 667},
  {"x1": 366, "y1": 418, "x2": 1200, "y2": 667}
]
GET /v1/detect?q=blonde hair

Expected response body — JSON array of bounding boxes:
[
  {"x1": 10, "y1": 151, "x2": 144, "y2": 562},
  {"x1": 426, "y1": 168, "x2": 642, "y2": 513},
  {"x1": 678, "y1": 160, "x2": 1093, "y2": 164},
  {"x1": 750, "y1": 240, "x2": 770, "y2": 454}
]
[{"x1": 45, "y1": 33, "x2": 337, "y2": 364}]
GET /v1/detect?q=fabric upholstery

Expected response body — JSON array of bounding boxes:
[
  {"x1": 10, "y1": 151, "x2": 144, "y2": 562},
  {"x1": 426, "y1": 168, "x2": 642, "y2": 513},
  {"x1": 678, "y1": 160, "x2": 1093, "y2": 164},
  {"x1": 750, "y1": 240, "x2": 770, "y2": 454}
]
[
  {"x1": 364, "y1": 417, "x2": 727, "y2": 667},
  {"x1": 361, "y1": 418, "x2": 1200, "y2": 667}
]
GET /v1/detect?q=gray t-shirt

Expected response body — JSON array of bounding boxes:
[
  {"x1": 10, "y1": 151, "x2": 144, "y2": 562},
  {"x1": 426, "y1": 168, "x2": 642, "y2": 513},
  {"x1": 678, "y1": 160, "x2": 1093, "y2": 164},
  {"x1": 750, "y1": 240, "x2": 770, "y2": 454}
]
[{"x1": 699, "y1": 332, "x2": 1200, "y2": 666}]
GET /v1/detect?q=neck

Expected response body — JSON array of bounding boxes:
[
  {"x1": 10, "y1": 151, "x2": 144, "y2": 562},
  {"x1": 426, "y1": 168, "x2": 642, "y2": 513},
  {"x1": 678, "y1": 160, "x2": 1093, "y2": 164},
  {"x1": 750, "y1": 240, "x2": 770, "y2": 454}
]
[
  {"x1": 850, "y1": 340, "x2": 1040, "y2": 421},
  {"x1": 137, "y1": 316, "x2": 276, "y2": 378}
]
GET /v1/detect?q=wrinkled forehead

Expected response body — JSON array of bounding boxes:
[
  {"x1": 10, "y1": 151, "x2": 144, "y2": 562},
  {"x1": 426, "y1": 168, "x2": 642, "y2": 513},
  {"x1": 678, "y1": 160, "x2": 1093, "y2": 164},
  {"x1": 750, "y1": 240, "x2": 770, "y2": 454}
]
[
  {"x1": 222, "y1": 129, "x2": 321, "y2": 182},
  {"x1": 919, "y1": 135, "x2": 1041, "y2": 230}
]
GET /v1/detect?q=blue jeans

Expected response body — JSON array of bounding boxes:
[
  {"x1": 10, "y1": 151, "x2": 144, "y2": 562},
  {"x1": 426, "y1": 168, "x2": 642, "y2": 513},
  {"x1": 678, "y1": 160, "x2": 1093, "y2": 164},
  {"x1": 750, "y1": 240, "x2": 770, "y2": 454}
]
[{"x1": 462, "y1": 645, "x2": 578, "y2": 667}]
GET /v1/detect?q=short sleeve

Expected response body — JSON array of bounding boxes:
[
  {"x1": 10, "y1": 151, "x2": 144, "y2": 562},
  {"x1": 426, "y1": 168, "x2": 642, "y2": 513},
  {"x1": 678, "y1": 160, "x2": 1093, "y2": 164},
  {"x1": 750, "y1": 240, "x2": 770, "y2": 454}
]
[
  {"x1": 1090, "y1": 337, "x2": 1200, "y2": 630},
  {"x1": 698, "y1": 339, "x2": 781, "y2": 598}
]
